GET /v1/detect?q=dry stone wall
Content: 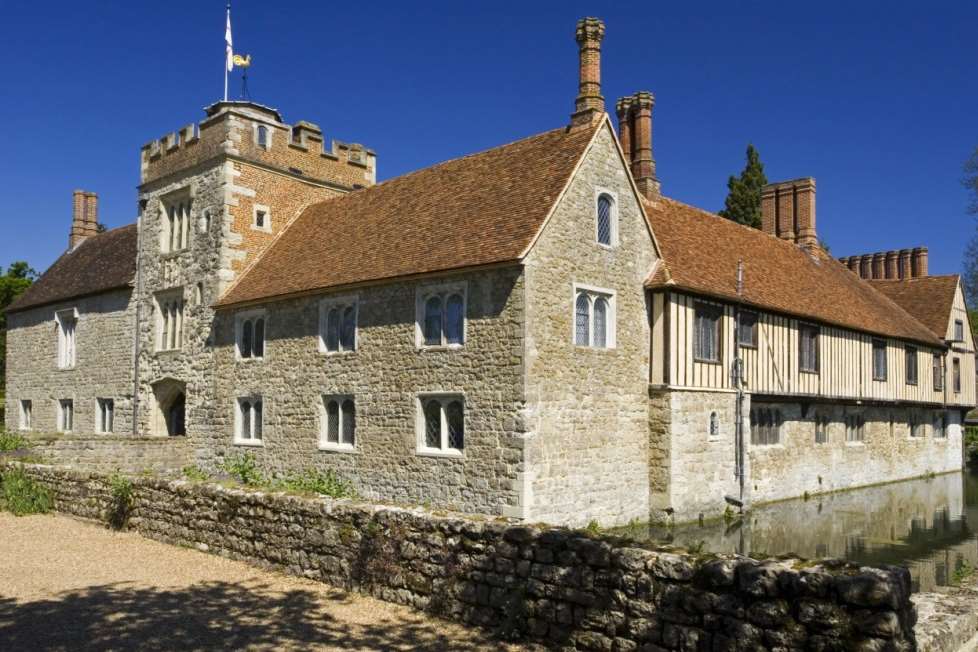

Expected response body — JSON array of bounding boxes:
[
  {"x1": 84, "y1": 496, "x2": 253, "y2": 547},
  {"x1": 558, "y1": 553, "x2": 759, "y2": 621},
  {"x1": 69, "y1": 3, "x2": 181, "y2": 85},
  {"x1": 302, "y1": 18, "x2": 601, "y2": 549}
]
[{"x1": 7, "y1": 463, "x2": 919, "y2": 651}]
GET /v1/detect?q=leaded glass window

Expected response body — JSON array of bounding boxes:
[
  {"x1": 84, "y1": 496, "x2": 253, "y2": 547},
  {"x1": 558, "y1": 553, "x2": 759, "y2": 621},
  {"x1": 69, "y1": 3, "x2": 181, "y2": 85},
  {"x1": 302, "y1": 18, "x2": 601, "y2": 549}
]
[{"x1": 597, "y1": 194, "x2": 614, "y2": 246}]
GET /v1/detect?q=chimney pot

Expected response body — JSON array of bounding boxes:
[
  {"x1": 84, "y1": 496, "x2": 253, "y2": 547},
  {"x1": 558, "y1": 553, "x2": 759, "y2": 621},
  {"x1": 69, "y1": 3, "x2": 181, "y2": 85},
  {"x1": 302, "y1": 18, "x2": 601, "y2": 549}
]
[
  {"x1": 69, "y1": 189, "x2": 98, "y2": 250},
  {"x1": 628, "y1": 91, "x2": 660, "y2": 199},
  {"x1": 615, "y1": 97, "x2": 633, "y2": 162},
  {"x1": 571, "y1": 17, "x2": 606, "y2": 127},
  {"x1": 859, "y1": 254, "x2": 873, "y2": 280},
  {"x1": 898, "y1": 249, "x2": 912, "y2": 279},
  {"x1": 884, "y1": 251, "x2": 898, "y2": 279},
  {"x1": 871, "y1": 252, "x2": 885, "y2": 280},
  {"x1": 911, "y1": 247, "x2": 928, "y2": 277}
]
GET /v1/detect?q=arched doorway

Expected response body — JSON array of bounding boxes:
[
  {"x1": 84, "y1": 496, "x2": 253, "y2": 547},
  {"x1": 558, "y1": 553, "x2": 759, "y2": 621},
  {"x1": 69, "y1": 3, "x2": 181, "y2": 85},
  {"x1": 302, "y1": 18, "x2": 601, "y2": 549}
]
[{"x1": 152, "y1": 379, "x2": 186, "y2": 437}]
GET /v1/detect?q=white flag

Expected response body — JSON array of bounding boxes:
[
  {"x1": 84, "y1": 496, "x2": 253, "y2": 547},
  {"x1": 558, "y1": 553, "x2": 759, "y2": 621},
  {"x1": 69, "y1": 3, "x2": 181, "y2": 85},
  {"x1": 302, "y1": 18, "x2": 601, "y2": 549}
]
[{"x1": 225, "y1": 7, "x2": 234, "y2": 72}]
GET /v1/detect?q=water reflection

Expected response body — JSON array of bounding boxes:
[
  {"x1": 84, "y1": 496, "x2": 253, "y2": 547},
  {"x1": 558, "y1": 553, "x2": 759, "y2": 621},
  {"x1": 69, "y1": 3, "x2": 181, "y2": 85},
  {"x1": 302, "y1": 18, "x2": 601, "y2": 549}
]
[{"x1": 615, "y1": 470, "x2": 978, "y2": 592}]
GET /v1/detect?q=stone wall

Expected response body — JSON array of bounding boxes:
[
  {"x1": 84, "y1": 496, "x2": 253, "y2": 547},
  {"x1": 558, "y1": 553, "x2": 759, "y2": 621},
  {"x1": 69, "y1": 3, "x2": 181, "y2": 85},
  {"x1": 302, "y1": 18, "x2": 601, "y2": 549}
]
[
  {"x1": 523, "y1": 123, "x2": 657, "y2": 527},
  {"x1": 4, "y1": 288, "x2": 136, "y2": 435},
  {"x1": 21, "y1": 435, "x2": 190, "y2": 474},
  {"x1": 205, "y1": 266, "x2": 526, "y2": 516},
  {"x1": 7, "y1": 463, "x2": 919, "y2": 651}
]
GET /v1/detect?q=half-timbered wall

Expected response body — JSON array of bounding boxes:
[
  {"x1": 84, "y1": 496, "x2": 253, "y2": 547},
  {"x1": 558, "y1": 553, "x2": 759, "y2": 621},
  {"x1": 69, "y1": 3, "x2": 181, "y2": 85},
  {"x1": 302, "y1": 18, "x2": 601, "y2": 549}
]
[{"x1": 944, "y1": 283, "x2": 976, "y2": 407}]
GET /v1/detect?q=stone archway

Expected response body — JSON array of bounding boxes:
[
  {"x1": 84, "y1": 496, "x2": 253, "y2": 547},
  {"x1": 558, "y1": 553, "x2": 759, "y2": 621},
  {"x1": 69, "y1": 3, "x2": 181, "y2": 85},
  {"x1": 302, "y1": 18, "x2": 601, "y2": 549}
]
[{"x1": 152, "y1": 378, "x2": 186, "y2": 437}]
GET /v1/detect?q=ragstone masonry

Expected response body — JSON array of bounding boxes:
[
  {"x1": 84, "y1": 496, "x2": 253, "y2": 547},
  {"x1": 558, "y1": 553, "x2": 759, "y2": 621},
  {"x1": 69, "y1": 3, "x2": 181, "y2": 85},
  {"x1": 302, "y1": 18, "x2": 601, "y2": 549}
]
[{"x1": 6, "y1": 462, "x2": 920, "y2": 652}]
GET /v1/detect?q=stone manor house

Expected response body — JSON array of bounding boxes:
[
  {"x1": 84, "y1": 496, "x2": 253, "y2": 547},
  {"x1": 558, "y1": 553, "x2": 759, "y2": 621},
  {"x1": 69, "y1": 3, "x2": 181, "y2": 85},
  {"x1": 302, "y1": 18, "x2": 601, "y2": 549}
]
[{"x1": 5, "y1": 18, "x2": 975, "y2": 526}]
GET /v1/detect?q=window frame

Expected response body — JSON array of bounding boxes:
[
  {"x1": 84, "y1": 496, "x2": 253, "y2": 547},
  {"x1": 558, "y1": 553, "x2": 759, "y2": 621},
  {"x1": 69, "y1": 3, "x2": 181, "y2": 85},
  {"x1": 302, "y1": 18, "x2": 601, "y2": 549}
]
[
  {"x1": 19, "y1": 400, "x2": 32, "y2": 431},
  {"x1": 737, "y1": 310, "x2": 758, "y2": 349},
  {"x1": 905, "y1": 345, "x2": 918, "y2": 386},
  {"x1": 933, "y1": 411, "x2": 947, "y2": 439},
  {"x1": 254, "y1": 123, "x2": 273, "y2": 150},
  {"x1": 252, "y1": 204, "x2": 272, "y2": 233},
  {"x1": 933, "y1": 354, "x2": 944, "y2": 391},
  {"x1": 953, "y1": 357, "x2": 962, "y2": 394},
  {"x1": 55, "y1": 308, "x2": 78, "y2": 369},
  {"x1": 319, "y1": 395, "x2": 357, "y2": 452},
  {"x1": 708, "y1": 411, "x2": 720, "y2": 441},
  {"x1": 155, "y1": 289, "x2": 185, "y2": 352},
  {"x1": 235, "y1": 309, "x2": 267, "y2": 361},
  {"x1": 814, "y1": 414, "x2": 829, "y2": 444},
  {"x1": 58, "y1": 398, "x2": 74, "y2": 433},
  {"x1": 318, "y1": 296, "x2": 359, "y2": 355},
  {"x1": 872, "y1": 339, "x2": 887, "y2": 381},
  {"x1": 749, "y1": 407, "x2": 782, "y2": 446},
  {"x1": 415, "y1": 282, "x2": 467, "y2": 350},
  {"x1": 693, "y1": 301, "x2": 722, "y2": 363},
  {"x1": 234, "y1": 396, "x2": 264, "y2": 446},
  {"x1": 572, "y1": 284, "x2": 617, "y2": 349},
  {"x1": 594, "y1": 188, "x2": 618, "y2": 248},
  {"x1": 845, "y1": 413, "x2": 865, "y2": 444},
  {"x1": 798, "y1": 323, "x2": 820, "y2": 374},
  {"x1": 416, "y1": 393, "x2": 465, "y2": 457},
  {"x1": 160, "y1": 192, "x2": 191, "y2": 254},
  {"x1": 96, "y1": 397, "x2": 114, "y2": 434},
  {"x1": 954, "y1": 319, "x2": 965, "y2": 342}
]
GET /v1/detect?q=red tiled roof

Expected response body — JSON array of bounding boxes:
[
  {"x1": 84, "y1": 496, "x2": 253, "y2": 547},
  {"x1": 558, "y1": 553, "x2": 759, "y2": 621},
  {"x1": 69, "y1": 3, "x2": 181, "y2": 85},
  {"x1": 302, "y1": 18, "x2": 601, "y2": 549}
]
[
  {"x1": 218, "y1": 121, "x2": 602, "y2": 307},
  {"x1": 6, "y1": 224, "x2": 138, "y2": 313},
  {"x1": 644, "y1": 197, "x2": 943, "y2": 346},
  {"x1": 868, "y1": 275, "x2": 961, "y2": 339}
]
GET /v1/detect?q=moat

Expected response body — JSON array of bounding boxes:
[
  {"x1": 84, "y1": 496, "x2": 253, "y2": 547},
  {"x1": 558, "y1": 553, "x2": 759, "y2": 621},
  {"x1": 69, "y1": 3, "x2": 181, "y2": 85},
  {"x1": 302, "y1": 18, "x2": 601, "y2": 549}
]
[{"x1": 617, "y1": 470, "x2": 978, "y2": 593}]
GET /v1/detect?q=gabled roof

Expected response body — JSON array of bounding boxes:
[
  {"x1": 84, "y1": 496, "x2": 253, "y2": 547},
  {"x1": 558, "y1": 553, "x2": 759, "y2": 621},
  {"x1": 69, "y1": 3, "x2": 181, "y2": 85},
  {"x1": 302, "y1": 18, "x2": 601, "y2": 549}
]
[
  {"x1": 644, "y1": 197, "x2": 943, "y2": 347},
  {"x1": 868, "y1": 275, "x2": 961, "y2": 339},
  {"x1": 6, "y1": 224, "x2": 138, "y2": 314},
  {"x1": 217, "y1": 120, "x2": 602, "y2": 307}
]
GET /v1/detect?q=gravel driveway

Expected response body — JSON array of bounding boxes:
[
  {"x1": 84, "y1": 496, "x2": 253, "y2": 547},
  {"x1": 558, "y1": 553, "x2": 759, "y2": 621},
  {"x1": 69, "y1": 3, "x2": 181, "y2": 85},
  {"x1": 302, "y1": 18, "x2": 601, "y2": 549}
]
[{"x1": 0, "y1": 512, "x2": 529, "y2": 651}]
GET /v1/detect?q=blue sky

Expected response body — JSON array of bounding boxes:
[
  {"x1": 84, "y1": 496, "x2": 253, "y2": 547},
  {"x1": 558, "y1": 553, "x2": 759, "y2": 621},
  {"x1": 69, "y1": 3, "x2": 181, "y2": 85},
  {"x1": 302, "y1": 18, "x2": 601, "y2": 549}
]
[{"x1": 1, "y1": 1, "x2": 976, "y2": 275}]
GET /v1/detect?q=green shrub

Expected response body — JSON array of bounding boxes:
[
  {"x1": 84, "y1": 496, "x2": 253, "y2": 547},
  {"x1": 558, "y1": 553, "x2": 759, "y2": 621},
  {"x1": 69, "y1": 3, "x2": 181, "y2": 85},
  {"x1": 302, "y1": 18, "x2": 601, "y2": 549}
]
[
  {"x1": 107, "y1": 474, "x2": 134, "y2": 530},
  {"x1": 220, "y1": 452, "x2": 265, "y2": 486},
  {"x1": 0, "y1": 431, "x2": 30, "y2": 452},
  {"x1": 182, "y1": 465, "x2": 209, "y2": 482},
  {"x1": 965, "y1": 426, "x2": 978, "y2": 466},
  {"x1": 277, "y1": 468, "x2": 357, "y2": 499},
  {"x1": 1, "y1": 467, "x2": 53, "y2": 516}
]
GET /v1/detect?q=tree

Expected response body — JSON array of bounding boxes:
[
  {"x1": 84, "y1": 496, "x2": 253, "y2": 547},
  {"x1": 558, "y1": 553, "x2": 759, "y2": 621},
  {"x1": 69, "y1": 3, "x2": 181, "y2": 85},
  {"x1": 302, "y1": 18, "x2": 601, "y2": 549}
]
[
  {"x1": 719, "y1": 144, "x2": 768, "y2": 229},
  {"x1": 0, "y1": 262, "x2": 37, "y2": 410}
]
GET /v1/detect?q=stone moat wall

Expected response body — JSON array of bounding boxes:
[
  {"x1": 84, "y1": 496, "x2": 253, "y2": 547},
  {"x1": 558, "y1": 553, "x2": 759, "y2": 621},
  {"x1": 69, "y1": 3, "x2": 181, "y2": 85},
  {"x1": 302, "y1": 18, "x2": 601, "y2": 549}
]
[{"x1": 5, "y1": 463, "x2": 919, "y2": 651}]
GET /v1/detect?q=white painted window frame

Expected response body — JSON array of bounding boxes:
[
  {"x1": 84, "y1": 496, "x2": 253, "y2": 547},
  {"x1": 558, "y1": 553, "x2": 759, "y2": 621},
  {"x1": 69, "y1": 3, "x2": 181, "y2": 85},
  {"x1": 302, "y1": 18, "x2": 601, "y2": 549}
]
[
  {"x1": 58, "y1": 398, "x2": 74, "y2": 433},
  {"x1": 96, "y1": 397, "x2": 114, "y2": 434},
  {"x1": 254, "y1": 123, "x2": 273, "y2": 150},
  {"x1": 572, "y1": 283, "x2": 617, "y2": 349},
  {"x1": 594, "y1": 187, "x2": 619, "y2": 249},
  {"x1": 416, "y1": 392, "x2": 465, "y2": 458},
  {"x1": 318, "y1": 295, "x2": 359, "y2": 354},
  {"x1": 235, "y1": 308, "x2": 268, "y2": 361},
  {"x1": 319, "y1": 394, "x2": 357, "y2": 452},
  {"x1": 55, "y1": 308, "x2": 78, "y2": 369},
  {"x1": 234, "y1": 396, "x2": 264, "y2": 446},
  {"x1": 415, "y1": 282, "x2": 467, "y2": 350},
  {"x1": 155, "y1": 289, "x2": 185, "y2": 352},
  {"x1": 19, "y1": 400, "x2": 32, "y2": 431},
  {"x1": 252, "y1": 203, "x2": 272, "y2": 233}
]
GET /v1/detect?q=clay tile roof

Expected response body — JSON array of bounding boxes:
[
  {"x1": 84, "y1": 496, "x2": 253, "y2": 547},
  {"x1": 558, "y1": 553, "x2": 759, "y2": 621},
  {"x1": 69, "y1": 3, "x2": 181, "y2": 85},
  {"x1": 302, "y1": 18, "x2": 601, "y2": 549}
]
[
  {"x1": 217, "y1": 121, "x2": 601, "y2": 307},
  {"x1": 6, "y1": 224, "x2": 138, "y2": 313},
  {"x1": 868, "y1": 275, "x2": 961, "y2": 339},
  {"x1": 644, "y1": 197, "x2": 943, "y2": 347}
]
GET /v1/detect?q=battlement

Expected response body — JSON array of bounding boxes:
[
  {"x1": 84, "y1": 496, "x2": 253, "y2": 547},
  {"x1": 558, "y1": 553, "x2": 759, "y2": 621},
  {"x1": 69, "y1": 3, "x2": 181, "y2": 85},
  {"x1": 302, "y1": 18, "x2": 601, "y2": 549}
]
[{"x1": 140, "y1": 101, "x2": 376, "y2": 189}]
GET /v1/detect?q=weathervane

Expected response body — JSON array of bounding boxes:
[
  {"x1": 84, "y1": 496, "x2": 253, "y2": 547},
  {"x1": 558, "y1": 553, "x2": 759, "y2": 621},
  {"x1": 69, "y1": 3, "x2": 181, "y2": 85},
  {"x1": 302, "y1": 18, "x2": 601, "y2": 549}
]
[{"x1": 224, "y1": 3, "x2": 253, "y2": 101}]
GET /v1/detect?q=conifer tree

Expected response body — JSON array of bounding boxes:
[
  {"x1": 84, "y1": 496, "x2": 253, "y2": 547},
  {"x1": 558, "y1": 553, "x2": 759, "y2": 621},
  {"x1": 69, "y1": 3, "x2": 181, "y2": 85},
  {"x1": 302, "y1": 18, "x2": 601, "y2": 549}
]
[{"x1": 719, "y1": 144, "x2": 767, "y2": 229}]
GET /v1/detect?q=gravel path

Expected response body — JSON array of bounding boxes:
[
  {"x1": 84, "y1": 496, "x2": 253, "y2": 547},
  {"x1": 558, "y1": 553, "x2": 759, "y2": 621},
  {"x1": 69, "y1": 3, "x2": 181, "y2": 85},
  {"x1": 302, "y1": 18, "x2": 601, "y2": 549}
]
[{"x1": 0, "y1": 512, "x2": 529, "y2": 651}]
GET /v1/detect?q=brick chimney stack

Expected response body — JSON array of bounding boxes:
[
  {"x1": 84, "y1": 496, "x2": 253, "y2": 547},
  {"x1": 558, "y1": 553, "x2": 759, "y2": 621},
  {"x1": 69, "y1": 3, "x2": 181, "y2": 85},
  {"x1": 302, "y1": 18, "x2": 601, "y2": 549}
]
[
  {"x1": 871, "y1": 252, "x2": 885, "y2": 279},
  {"x1": 615, "y1": 97, "x2": 632, "y2": 162},
  {"x1": 842, "y1": 246, "x2": 930, "y2": 280},
  {"x1": 884, "y1": 251, "x2": 898, "y2": 279},
  {"x1": 898, "y1": 249, "x2": 912, "y2": 279},
  {"x1": 571, "y1": 17, "x2": 606, "y2": 127},
  {"x1": 69, "y1": 189, "x2": 99, "y2": 250},
  {"x1": 615, "y1": 91, "x2": 661, "y2": 200},
  {"x1": 911, "y1": 247, "x2": 928, "y2": 277},
  {"x1": 760, "y1": 178, "x2": 817, "y2": 252}
]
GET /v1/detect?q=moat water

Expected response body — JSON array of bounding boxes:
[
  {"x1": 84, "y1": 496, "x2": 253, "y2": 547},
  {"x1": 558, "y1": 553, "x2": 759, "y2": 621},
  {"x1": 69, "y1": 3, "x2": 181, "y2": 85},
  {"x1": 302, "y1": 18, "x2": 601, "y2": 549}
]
[{"x1": 614, "y1": 470, "x2": 978, "y2": 593}]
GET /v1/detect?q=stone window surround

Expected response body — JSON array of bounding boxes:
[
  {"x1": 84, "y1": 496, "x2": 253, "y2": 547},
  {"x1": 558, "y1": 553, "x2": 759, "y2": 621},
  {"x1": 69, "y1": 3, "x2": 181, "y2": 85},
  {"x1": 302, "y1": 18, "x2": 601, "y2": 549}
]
[
  {"x1": 96, "y1": 397, "x2": 115, "y2": 434},
  {"x1": 252, "y1": 203, "x2": 272, "y2": 233},
  {"x1": 318, "y1": 295, "x2": 358, "y2": 355},
  {"x1": 415, "y1": 282, "x2": 467, "y2": 350},
  {"x1": 55, "y1": 307, "x2": 78, "y2": 370},
  {"x1": 57, "y1": 398, "x2": 74, "y2": 433},
  {"x1": 234, "y1": 395, "x2": 264, "y2": 446},
  {"x1": 19, "y1": 399, "x2": 32, "y2": 431},
  {"x1": 155, "y1": 288, "x2": 185, "y2": 353},
  {"x1": 235, "y1": 308, "x2": 267, "y2": 362},
  {"x1": 254, "y1": 122, "x2": 273, "y2": 150},
  {"x1": 160, "y1": 189, "x2": 192, "y2": 254},
  {"x1": 844, "y1": 412, "x2": 865, "y2": 445},
  {"x1": 594, "y1": 187, "x2": 619, "y2": 249},
  {"x1": 319, "y1": 394, "x2": 356, "y2": 452},
  {"x1": 707, "y1": 411, "x2": 720, "y2": 441},
  {"x1": 572, "y1": 283, "x2": 617, "y2": 349},
  {"x1": 415, "y1": 392, "x2": 465, "y2": 458}
]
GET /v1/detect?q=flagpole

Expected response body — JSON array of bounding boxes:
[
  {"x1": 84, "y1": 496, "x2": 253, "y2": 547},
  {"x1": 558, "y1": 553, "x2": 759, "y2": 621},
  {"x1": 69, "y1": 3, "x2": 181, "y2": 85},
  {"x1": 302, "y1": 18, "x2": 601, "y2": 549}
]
[{"x1": 224, "y1": 3, "x2": 231, "y2": 101}]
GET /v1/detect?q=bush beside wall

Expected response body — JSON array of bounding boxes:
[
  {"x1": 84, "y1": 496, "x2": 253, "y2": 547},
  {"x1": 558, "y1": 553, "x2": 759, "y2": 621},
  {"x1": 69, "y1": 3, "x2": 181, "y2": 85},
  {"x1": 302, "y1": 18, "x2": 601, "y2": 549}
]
[{"x1": 2, "y1": 463, "x2": 918, "y2": 651}]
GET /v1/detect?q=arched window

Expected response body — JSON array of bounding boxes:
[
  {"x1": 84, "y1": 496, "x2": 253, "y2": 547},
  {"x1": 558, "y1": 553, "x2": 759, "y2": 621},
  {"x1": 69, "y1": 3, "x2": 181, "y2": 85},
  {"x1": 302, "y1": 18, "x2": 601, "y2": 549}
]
[
  {"x1": 593, "y1": 297, "x2": 608, "y2": 348},
  {"x1": 253, "y1": 319, "x2": 265, "y2": 358},
  {"x1": 341, "y1": 399, "x2": 356, "y2": 445},
  {"x1": 575, "y1": 293, "x2": 590, "y2": 346},
  {"x1": 445, "y1": 294, "x2": 464, "y2": 344},
  {"x1": 257, "y1": 125, "x2": 268, "y2": 148},
  {"x1": 326, "y1": 308, "x2": 340, "y2": 352},
  {"x1": 340, "y1": 306, "x2": 356, "y2": 351},
  {"x1": 424, "y1": 296, "x2": 443, "y2": 346},
  {"x1": 709, "y1": 412, "x2": 719, "y2": 439},
  {"x1": 424, "y1": 400, "x2": 441, "y2": 448},
  {"x1": 597, "y1": 194, "x2": 614, "y2": 246},
  {"x1": 241, "y1": 320, "x2": 253, "y2": 358},
  {"x1": 241, "y1": 400, "x2": 252, "y2": 438}
]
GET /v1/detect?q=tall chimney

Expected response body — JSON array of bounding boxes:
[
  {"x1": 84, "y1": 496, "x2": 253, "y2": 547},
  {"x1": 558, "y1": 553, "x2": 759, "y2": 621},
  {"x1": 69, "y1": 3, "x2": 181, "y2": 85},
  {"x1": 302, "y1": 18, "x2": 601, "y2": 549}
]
[
  {"x1": 615, "y1": 96, "x2": 633, "y2": 162},
  {"x1": 761, "y1": 186, "x2": 777, "y2": 237},
  {"x1": 871, "y1": 252, "x2": 885, "y2": 279},
  {"x1": 629, "y1": 91, "x2": 660, "y2": 200},
  {"x1": 911, "y1": 247, "x2": 928, "y2": 277},
  {"x1": 898, "y1": 249, "x2": 912, "y2": 279},
  {"x1": 760, "y1": 178, "x2": 818, "y2": 251},
  {"x1": 793, "y1": 178, "x2": 817, "y2": 250},
  {"x1": 884, "y1": 251, "x2": 898, "y2": 279},
  {"x1": 571, "y1": 17, "x2": 606, "y2": 127},
  {"x1": 859, "y1": 254, "x2": 872, "y2": 279},
  {"x1": 69, "y1": 189, "x2": 99, "y2": 250},
  {"x1": 776, "y1": 187, "x2": 794, "y2": 241}
]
